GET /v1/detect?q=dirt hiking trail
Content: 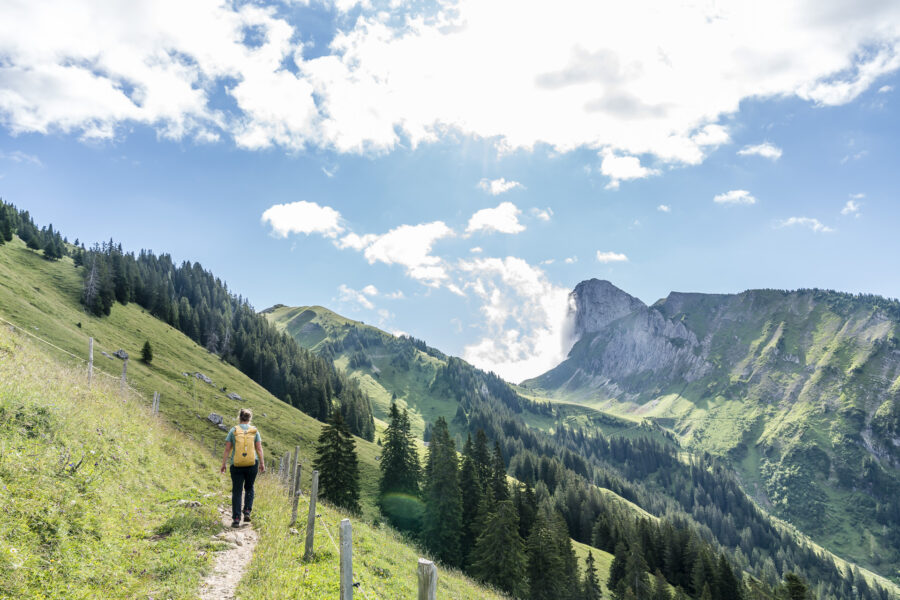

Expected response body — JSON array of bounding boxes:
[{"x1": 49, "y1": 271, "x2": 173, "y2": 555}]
[{"x1": 199, "y1": 506, "x2": 259, "y2": 600}]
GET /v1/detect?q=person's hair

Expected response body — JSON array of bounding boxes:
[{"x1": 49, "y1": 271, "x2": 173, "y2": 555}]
[{"x1": 239, "y1": 408, "x2": 252, "y2": 423}]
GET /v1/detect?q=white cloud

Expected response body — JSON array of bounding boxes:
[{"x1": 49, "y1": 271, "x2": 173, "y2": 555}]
[
  {"x1": 470, "y1": 246, "x2": 483, "y2": 253},
  {"x1": 3, "y1": 0, "x2": 899, "y2": 174},
  {"x1": 531, "y1": 207, "x2": 553, "y2": 221},
  {"x1": 466, "y1": 202, "x2": 526, "y2": 235},
  {"x1": 0, "y1": 150, "x2": 42, "y2": 166},
  {"x1": 459, "y1": 257, "x2": 575, "y2": 383},
  {"x1": 849, "y1": 192, "x2": 865, "y2": 199},
  {"x1": 714, "y1": 189, "x2": 756, "y2": 205},
  {"x1": 261, "y1": 200, "x2": 344, "y2": 238},
  {"x1": 478, "y1": 177, "x2": 523, "y2": 195},
  {"x1": 737, "y1": 142, "x2": 783, "y2": 160},
  {"x1": 841, "y1": 199, "x2": 861, "y2": 216},
  {"x1": 657, "y1": 204, "x2": 671, "y2": 212},
  {"x1": 338, "y1": 284, "x2": 375, "y2": 310},
  {"x1": 361, "y1": 284, "x2": 378, "y2": 296},
  {"x1": 596, "y1": 251, "x2": 628, "y2": 263},
  {"x1": 564, "y1": 256, "x2": 577, "y2": 264},
  {"x1": 386, "y1": 290, "x2": 405, "y2": 299},
  {"x1": 599, "y1": 150, "x2": 659, "y2": 189},
  {"x1": 879, "y1": 85, "x2": 894, "y2": 93},
  {"x1": 337, "y1": 232, "x2": 378, "y2": 251},
  {"x1": 359, "y1": 222, "x2": 454, "y2": 286},
  {"x1": 778, "y1": 216, "x2": 835, "y2": 233},
  {"x1": 322, "y1": 165, "x2": 338, "y2": 178}
]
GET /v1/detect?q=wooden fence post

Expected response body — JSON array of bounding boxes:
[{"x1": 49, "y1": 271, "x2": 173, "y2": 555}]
[
  {"x1": 119, "y1": 358, "x2": 128, "y2": 395},
  {"x1": 340, "y1": 519, "x2": 353, "y2": 600},
  {"x1": 88, "y1": 338, "x2": 93, "y2": 388},
  {"x1": 290, "y1": 459, "x2": 302, "y2": 526},
  {"x1": 304, "y1": 470, "x2": 319, "y2": 561},
  {"x1": 417, "y1": 558, "x2": 437, "y2": 600}
]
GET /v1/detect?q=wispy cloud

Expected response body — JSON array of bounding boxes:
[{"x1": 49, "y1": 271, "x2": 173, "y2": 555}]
[
  {"x1": 778, "y1": 217, "x2": 835, "y2": 233},
  {"x1": 531, "y1": 207, "x2": 553, "y2": 221},
  {"x1": 0, "y1": 150, "x2": 42, "y2": 166},
  {"x1": 657, "y1": 204, "x2": 671, "y2": 213},
  {"x1": 878, "y1": 85, "x2": 894, "y2": 93},
  {"x1": 737, "y1": 142, "x2": 782, "y2": 160},
  {"x1": 841, "y1": 198, "x2": 862, "y2": 216},
  {"x1": 478, "y1": 178, "x2": 523, "y2": 195},
  {"x1": 596, "y1": 251, "x2": 628, "y2": 263},
  {"x1": 564, "y1": 256, "x2": 577, "y2": 264},
  {"x1": 338, "y1": 284, "x2": 375, "y2": 310},
  {"x1": 714, "y1": 190, "x2": 756, "y2": 205}
]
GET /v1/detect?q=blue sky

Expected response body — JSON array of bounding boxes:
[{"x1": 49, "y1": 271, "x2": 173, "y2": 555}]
[{"x1": 1, "y1": 0, "x2": 900, "y2": 381}]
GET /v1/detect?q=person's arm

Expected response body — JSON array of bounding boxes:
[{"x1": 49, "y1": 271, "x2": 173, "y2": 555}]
[
  {"x1": 255, "y1": 440, "x2": 265, "y2": 473},
  {"x1": 220, "y1": 441, "x2": 232, "y2": 473}
]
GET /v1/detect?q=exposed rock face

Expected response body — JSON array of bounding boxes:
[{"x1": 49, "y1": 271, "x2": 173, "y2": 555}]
[{"x1": 570, "y1": 279, "x2": 646, "y2": 338}]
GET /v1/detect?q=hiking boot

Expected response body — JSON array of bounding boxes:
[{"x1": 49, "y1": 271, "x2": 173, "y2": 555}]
[
  {"x1": 242, "y1": 512, "x2": 251, "y2": 523},
  {"x1": 231, "y1": 519, "x2": 241, "y2": 528}
]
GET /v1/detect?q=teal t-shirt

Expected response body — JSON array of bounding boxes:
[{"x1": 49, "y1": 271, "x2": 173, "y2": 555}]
[{"x1": 225, "y1": 424, "x2": 262, "y2": 465}]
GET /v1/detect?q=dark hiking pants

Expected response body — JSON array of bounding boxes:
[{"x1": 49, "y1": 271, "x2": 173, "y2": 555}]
[{"x1": 230, "y1": 462, "x2": 258, "y2": 521}]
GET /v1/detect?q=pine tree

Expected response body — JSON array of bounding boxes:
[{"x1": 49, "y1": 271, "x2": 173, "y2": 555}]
[
  {"x1": 623, "y1": 546, "x2": 651, "y2": 599},
  {"x1": 607, "y1": 542, "x2": 628, "y2": 593},
  {"x1": 459, "y1": 435, "x2": 483, "y2": 566},
  {"x1": 582, "y1": 551, "x2": 603, "y2": 600},
  {"x1": 378, "y1": 403, "x2": 422, "y2": 531},
  {"x1": 473, "y1": 429, "x2": 492, "y2": 493},
  {"x1": 651, "y1": 570, "x2": 671, "y2": 600},
  {"x1": 313, "y1": 409, "x2": 360, "y2": 513},
  {"x1": 490, "y1": 441, "x2": 509, "y2": 501},
  {"x1": 468, "y1": 500, "x2": 527, "y2": 598},
  {"x1": 0, "y1": 208, "x2": 12, "y2": 242},
  {"x1": 514, "y1": 480, "x2": 537, "y2": 541},
  {"x1": 526, "y1": 511, "x2": 564, "y2": 600},
  {"x1": 141, "y1": 340, "x2": 153, "y2": 364},
  {"x1": 422, "y1": 417, "x2": 462, "y2": 566},
  {"x1": 779, "y1": 573, "x2": 810, "y2": 600}
]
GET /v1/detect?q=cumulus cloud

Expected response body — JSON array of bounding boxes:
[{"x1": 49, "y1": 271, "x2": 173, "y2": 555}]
[
  {"x1": 714, "y1": 190, "x2": 757, "y2": 205},
  {"x1": 359, "y1": 222, "x2": 454, "y2": 286},
  {"x1": 565, "y1": 256, "x2": 577, "y2": 264},
  {"x1": 261, "y1": 200, "x2": 344, "y2": 238},
  {"x1": 778, "y1": 216, "x2": 835, "y2": 233},
  {"x1": 599, "y1": 150, "x2": 659, "y2": 189},
  {"x1": 596, "y1": 251, "x2": 628, "y2": 263},
  {"x1": 657, "y1": 204, "x2": 671, "y2": 212},
  {"x1": 459, "y1": 257, "x2": 575, "y2": 383},
  {"x1": 737, "y1": 142, "x2": 783, "y2": 160},
  {"x1": 2, "y1": 0, "x2": 899, "y2": 174},
  {"x1": 466, "y1": 202, "x2": 525, "y2": 235},
  {"x1": 478, "y1": 177, "x2": 523, "y2": 195}
]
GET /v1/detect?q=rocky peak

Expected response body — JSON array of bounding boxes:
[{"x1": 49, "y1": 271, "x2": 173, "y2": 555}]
[{"x1": 571, "y1": 279, "x2": 646, "y2": 337}]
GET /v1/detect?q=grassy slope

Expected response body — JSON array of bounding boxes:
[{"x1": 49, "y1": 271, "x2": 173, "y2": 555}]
[{"x1": 0, "y1": 325, "x2": 222, "y2": 599}]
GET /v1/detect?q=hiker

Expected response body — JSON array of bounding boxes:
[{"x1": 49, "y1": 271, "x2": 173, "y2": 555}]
[{"x1": 220, "y1": 408, "x2": 266, "y2": 527}]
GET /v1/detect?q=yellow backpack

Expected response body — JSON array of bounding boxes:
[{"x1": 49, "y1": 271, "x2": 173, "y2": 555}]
[{"x1": 233, "y1": 425, "x2": 258, "y2": 467}]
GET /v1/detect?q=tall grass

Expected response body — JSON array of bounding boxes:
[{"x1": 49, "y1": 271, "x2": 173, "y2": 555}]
[{"x1": 0, "y1": 326, "x2": 223, "y2": 599}]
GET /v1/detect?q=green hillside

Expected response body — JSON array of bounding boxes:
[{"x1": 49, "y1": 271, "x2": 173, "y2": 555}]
[{"x1": 526, "y1": 281, "x2": 900, "y2": 580}]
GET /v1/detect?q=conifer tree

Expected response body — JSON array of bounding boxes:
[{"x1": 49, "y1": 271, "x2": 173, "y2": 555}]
[
  {"x1": 141, "y1": 340, "x2": 153, "y2": 364},
  {"x1": 472, "y1": 429, "x2": 492, "y2": 493},
  {"x1": 514, "y1": 480, "x2": 537, "y2": 541},
  {"x1": 459, "y1": 435, "x2": 483, "y2": 566},
  {"x1": 422, "y1": 417, "x2": 462, "y2": 566},
  {"x1": 608, "y1": 542, "x2": 628, "y2": 593},
  {"x1": 779, "y1": 573, "x2": 810, "y2": 600},
  {"x1": 526, "y1": 511, "x2": 564, "y2": 600},
  {"x1": 490, "y1": 441, "x2": 509, "y2": 501},
  {"x1": 651, "y1": 570, "x2": 671, "y2": 600},
  {"x1": 622, "y1": 546, "x2": 651, "y2": 600},
  {"x1": 469, "y1": 500, "x2": 527, "y2": 598},
  {"x1": 313, "y1": 409, "x2": 360, "y2": 513},
  {"x1": 582, "y1": 550, "x2": 603, "y2": 600},
  {"x1": 378, "y1": 403, "x2": 421, "y2": 531}
]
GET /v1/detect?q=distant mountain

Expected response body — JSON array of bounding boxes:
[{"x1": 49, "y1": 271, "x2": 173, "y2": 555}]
[{"x1": 526, "y1": 279, "x2": 900, "y2": 574}]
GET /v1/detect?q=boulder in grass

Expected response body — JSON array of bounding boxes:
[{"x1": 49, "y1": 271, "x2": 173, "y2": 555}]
[
  {"x1": 226, "y1": 392, "x2": 242, "y2": 401},
  {"x1": 217, "y1": 423, "x2": 228, "y2": 431},
  {"x1": 113, "y1": 349, "x2": 129, "y2": 360},
  {"x1": 207, "y1": 413, "x2": 223, "y2": 426},
  {"x1": 194, "y1": 372, "x2": 213, "y2": 384}
]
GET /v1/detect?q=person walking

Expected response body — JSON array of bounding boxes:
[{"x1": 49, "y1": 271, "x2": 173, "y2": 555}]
[{"x1": 220, "y1": 408, "x2": 266, "y2": 527}]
